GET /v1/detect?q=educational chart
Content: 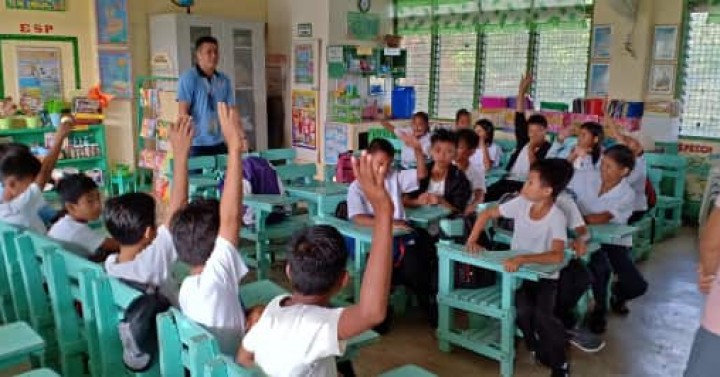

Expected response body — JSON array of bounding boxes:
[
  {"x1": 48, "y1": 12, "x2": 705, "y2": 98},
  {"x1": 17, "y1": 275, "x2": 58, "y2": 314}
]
[
  {"x1": 6, "y1": 0, "x2": 65, "y2": 10},
  {"x1": 324, "y1": 122, "x2": 349, "y2": 164},
  {"x1": 96, "y1": 0, "x2": 129, "y2": 44},
  {"x1": 293, "y1": 42, "x2": 316, "y2": 87},
  {"x1": 291, "y1": 89, "x2": 318, "y2": 150},
  {"x1": 98, "y1": 50, "x2": 132, "y2": 98},
  {"x1": 16, "y1": 47, "x2": 63, "y2": 112}
]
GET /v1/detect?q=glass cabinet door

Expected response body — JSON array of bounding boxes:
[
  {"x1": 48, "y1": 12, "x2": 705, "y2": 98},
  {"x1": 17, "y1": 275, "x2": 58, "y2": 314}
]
[{"x1": 231, "y1": 28, "x2": 257, "y2": 150}]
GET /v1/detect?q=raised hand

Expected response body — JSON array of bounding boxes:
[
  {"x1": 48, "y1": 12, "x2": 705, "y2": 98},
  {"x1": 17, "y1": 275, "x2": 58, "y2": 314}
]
[
  {"x1": 352, "y1": 152, "x2": 392, "y2": 211},
  {"x1": 519, "y1": 73, "x2": 533, "y2": 95},
  {"x1": 170, "y1": 115, "x2": 194, "y2": 158},
  {"x1": 399, "y1": 132, "x2": 422, "y2": 151},
  {"x1": 217, "y1": 102, "x2": 245, "y2": 152}
]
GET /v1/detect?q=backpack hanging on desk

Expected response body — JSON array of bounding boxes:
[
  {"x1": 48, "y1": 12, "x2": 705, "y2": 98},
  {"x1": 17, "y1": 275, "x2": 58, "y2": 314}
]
[{"x1": 336, "y1": 151, "x2": 355, "y2": 184}]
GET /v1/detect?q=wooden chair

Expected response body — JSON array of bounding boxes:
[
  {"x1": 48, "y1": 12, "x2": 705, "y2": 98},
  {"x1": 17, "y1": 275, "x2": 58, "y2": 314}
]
[
  {"x1": 259, "y1": 148, "x2": 296, "y2": 166},
  {"x1": 14, "y1": 368, "x2": 61, "y2": 377},
  {"x1": 188, "y1": 156, "x2": 220, "y2": 199},
  {"x1": 274, "y1": 163, "x2": 317, "y2": 187},
  {"x1": 203, "y1": 356, "x2": 259, "y2": 377},
  {"x1": 379, "y1": 365, "x2": 437, "y2": 377},
  {"x1": 0, "y1": 321, "x2": 46, "y2": 371},
  {"x1": 0, "y1": 223, "x2": 27, "y2": 323},
  {"x1": 0, "y1": 223, "x2": 20, "y2": 324},
  {"x1": 645, "y1": 153, "x2": 687, "y2": 240}
]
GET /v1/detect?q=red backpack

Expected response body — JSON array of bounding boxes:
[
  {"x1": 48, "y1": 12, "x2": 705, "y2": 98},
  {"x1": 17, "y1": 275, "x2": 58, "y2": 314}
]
[
  {"x1": 645, "y1": 178, "x2": 657, "y2": 209},
  {"x1": 335, "y1": 151, "x2": 355, "y2": 184}
]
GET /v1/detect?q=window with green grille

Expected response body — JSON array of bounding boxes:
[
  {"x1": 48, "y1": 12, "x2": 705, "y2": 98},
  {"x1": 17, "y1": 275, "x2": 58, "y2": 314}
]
[
  {"x1": 681, "y1": 12, "x2": 720, "y2": 138},
  {"x1": 480, "y1": 30, "x2": 530, "y2": 97},
  {"x1": 533, "y1": 26, "x2": 590, "y2": 107},
  {"x1": 436, "y1": 32, "x2": 479, "y2": 119},
  {"x1": 399, "y1": 34, "x2": 434, "y2": 114}
]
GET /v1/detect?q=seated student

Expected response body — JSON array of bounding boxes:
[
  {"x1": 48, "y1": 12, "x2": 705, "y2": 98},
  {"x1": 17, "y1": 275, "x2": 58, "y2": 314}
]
[
  {"x1": 103, "y1": 117, "x2": 193, "y2": 303},
  {"x1": 455, "y1": 129, "x2": 486, "y2": 216},
  {"x1": 174, "y1": 103, "x2": 250, "y2": 356},
  {"x1": 455, "y1": 108, "x2": 472, "y2": 129},
  {"x1": 0, "y1": 121, "x2": 71, "y2": 233},
  {"x1": 466, "y1": 159, "x2": 571, "y2": 377},
  {"x1": 48, "y1": 174, "x2": 120, "y2": 261},
  {"x1": 485, "y1": 74, "x2": 551, "y2": 202},
  {"x1": 605, "y1": 117, "x2": 648, "y2": 223},
  {"x1": 381, "y1": 111, "x2": 431, "y2": 168},
  {"x1": 405, "y1": 129, "x2": 472, "y2": 216},
  {"x1": 238, "y1": 152, "x2": 395, "y2": 376},
  {"x1": 471, "y1": 119, "x2": 503, "y2": 171},
  {"x1": 573, "y1": 145, "x2": 648, "y2": 334}
]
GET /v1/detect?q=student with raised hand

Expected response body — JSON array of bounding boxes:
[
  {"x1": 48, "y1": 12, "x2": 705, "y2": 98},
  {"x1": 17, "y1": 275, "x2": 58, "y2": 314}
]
[
  {"x1": 382, "y1": 111, "x2": 431, "y2": 168},
  {"x1": 174, "y1": 103, "x2": 250, "y2": 355},
  {"x1": 471, "y1": 119, "x2": 503, "y2": 171},
  {"x1": 238, "y1": 152, "x2": 395, "y2": 376}
]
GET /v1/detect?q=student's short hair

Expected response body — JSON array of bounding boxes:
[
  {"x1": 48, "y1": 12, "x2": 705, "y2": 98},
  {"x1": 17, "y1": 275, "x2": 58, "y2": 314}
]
[
  {"x1": 527, "y1": 114, "x2": 548, "y2": 129},
  {"x1": 456, "y1": 128, "x2": 480, "y2": 150},
  {"x1": 288, "y1": 225, "x2": 348, "y2": 295},
  {"x1": 0, "y1": 142, "x2": 30, "y2": 160},
  {"x1": 56, "y1": 174, "x2": 98, "y2": 205},
  {"x1": 475, "y1": 119, "x2": 495, "y2": 145},
  {"x1": 195, "y1": 36, "x2": 219, "y2": 51},
  {"x1": 412, "y1": 111, "x2": 430, "y2": 126},
  {"x1": 530, "y1": 159, "x2": 573, "y2": 199},
  {"x1": 430, "y1": 128, "x2": 458, "y2": 147},
  {"x1": 170, "y1": 199, "x2": 220, "y2": 267},
  {"x1": 367, "y1": 138, "x2": 395, "y2": 158},
  {"x1": 603, "y1": 144, "x2": 636, "y2": 172},
  {"x1": 455, "y1": 108, "x2": 471, "y2": 123},
  {"x1": 104, "y1": 193, "x2": 157, "y2": 245},
  {"x1": 0, "y1": 146, "x2": 41, "y2": 181}
]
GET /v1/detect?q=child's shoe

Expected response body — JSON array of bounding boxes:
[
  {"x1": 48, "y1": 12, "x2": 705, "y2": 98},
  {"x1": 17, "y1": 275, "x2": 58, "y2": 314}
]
[{"x1": 551, "y1": 363, "x2": 570, "y2": 377}]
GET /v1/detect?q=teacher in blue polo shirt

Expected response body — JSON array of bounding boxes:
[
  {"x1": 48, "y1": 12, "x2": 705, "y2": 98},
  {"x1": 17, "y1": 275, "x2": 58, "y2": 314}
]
[{"x1": 177, "y1": 36, "x2": 235, "y2": 156}]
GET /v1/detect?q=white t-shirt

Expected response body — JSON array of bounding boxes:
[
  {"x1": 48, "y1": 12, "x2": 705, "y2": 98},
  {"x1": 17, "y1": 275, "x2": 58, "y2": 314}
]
[
  {"x1": 573, "y1": 174, "x2": 636, "y2": 226},
  {"x1": 0, "y1": 183, "x2": 47, "y2": 234},
  {"x1": 48, "y1": 215, "x2": 106, "y2": 256},
  {"x1": 555, "y1": 192, "x2": 585, "y2": 230},
  {"x1": 509, "y1": 145, "x2": 531, "y2": 179},
  {"x1": 242, "y1": 295, "x2": 346, "y2": 377},
  {"x1": 179, "y1": 236, "x2": 249, "y2": 355},
  {"x1": 347, "y1": 169, "x2": 418, "y2": 221},
  {"x1": 627, "y1": 155, "x2": 648, "y2": 212},
  {"x1": 460, "y1": 164, "x2": 486, "y2": 193},
  {"x1": 499, "y1": 196, "x2": 567, "y2": 279},
  {"x1": 427, "y1": 179, "x2": 445, "y2": 196},
  {"x1": 471, "y1": 143, "x2": 502, "y2": 169},
  {"x1": 396, "y1": 129, "x2": 431, "y2": 167},
  {"x1": 104, "y1": 225, "x2": 178, "y2": 301}
]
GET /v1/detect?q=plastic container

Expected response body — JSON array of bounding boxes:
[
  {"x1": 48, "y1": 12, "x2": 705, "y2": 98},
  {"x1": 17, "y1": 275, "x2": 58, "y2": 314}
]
[
  {"x1": 392, "y1": 86, "x2": 416, "y2": 119},
  {"x1": 25, "y1": 116, "x2": 40, "y2": 129},
  {"x1": 49, "y1": 113, "x2": 61, "y2": 128},
  {"x1": 625, "y1": 102, "x2": 645, "y2": 118},
  {"x1": 585, "y1": 99, "x2": 605, "y2": 117},
  {"x1": 507, "y1": 97, "x2": 533, "y2": 110},
  {"x1": 480, "y1": 96, "x2": 508, "y2": 110},
  {"x1": 540, "y1": 101, "x2": 569, "y2": 112}
]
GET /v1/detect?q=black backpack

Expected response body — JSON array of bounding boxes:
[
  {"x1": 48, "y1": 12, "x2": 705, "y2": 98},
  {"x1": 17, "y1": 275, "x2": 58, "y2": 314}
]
[{"x1": 118, "y1": 281, "x2": 172, "y2": 372}]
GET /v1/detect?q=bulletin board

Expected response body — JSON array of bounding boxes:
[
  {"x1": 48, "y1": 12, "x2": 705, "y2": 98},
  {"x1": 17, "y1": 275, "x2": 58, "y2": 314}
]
[{"x1": 0, "y1": 35, "x2": 80, "y2": 102}]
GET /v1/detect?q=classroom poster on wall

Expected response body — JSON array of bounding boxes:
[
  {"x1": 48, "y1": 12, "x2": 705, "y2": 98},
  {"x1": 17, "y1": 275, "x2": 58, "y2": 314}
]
[
  {"x1": 292, "y1": 41, "x2": 318, "y2": 88},
  {"x1": 6, "y1": 0, "x2": 65, "y2": 11},
  {"x1": 678, "y1": 141, "x2": 720, "y2": 204},
  {"x1": 324, "y1": 122, "x2": 349, "y2": 163},
  {"x1": 98, "y1": 49, "x2": 132, "y2": 98},
  {"x1": 291, "y1": 89, "x2": 318, "y2": 150},
  {"x1": 96, "y1": 0, "x2": 129, "y2": 44},
  {"x1": 16, "y1": 47, "x2": 63, "y2": 112}
]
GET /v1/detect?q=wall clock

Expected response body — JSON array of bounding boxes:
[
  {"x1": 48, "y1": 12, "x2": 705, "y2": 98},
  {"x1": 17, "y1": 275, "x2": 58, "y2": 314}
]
[{"x1": 358, "y1": 0, "x2": 371, "y2": 13}]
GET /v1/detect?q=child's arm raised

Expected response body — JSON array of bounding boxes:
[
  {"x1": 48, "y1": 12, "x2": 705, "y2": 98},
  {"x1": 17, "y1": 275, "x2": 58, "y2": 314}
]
[
  {"x1": 338, "y1": 153, "x2": 394, "y2": 340},
  {"x1": 465, "y1": 206, "x2": 501, "y2": 252},
  {"x1": 380, "y1": 120, "x2": 396, "y2": 134},
  {"x1": 164, "y1": 116, "x2": 193, "y2": 226},
  {"x1": 699, "y1": 206, "x2": 720, "y2": 294},
  {"x1": 36, "y1": 118, "x2": 72, "y2": 188},
  {"x1": 217, "y1": 103, "x2": 245, "y2": 247},
  {"x1": 398, "y1": 133, "x2": 428, "y2": 180}
]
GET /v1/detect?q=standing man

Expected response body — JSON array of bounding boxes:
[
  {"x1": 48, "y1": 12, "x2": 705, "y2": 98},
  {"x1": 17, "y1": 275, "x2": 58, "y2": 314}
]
[{"x1": 177, "y1": 36, "x2": 236, "y2": 156}]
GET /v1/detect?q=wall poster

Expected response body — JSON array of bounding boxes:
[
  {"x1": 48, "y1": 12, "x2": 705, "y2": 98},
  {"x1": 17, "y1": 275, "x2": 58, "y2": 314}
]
[
  {"x1": 6, "y1": 0, "x2": 65, "y2": 11},
  {"x1": 98, "y1": 49, "x2": 132, "y2": 98},
  {"x1": 16, "y1": 47, "x2": 63, "y2": 112},
  {"x1": 324, "y1": 122, "x2": 349, "y2": 164},
  {"x1": 291, "y1": 89, "x2": 318, "y2": 150},
  {"x1": 292, "y1": 40, "x2": 319, "y2": 89},
  {"x1": 96, "y1": 0, "x2": 129, "y2": 44}
]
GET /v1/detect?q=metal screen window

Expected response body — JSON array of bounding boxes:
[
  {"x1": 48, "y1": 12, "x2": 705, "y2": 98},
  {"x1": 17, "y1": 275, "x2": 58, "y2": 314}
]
[
  {"x1": 399, "y1": 35, "x2": 434, "y2": 114},
  {"x1": 533, "y1": 26, "x2": 590, "y2": 107},
  {"x1": 480, "y1": 30, "x2": 530, "y2": 97},
  {"x1": 681, "y1": 12, "x2": 720, "y2": 138},
  {"x1": 436, "y1": 32, "x2": 479, "y2": 119}
]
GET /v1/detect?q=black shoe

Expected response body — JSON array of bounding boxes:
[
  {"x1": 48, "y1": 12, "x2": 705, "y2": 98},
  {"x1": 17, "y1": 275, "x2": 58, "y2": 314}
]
[
  {"x1": 372, "y1": 306, "x2": 394, "y2": 335},
  {"x1": 551, "y1": 364, "x2": 570, "y2": 377},
  {"x1": 587, "y1": 311, "x2": 607, "y2": 335},
  {"x1": 336, "y1": 360, "x2": 356, "y2": 377},
  {"x1": 610, "y1": 295, "x2": 630, "y2": 316}
]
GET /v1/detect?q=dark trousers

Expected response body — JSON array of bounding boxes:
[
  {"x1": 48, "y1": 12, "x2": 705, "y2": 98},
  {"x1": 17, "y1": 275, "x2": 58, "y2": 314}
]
[
  {"x1": 485, "y1": 179, "x2": 525, "y2": 202},
  {"x1": 555, "y1": 259, "x2": 592, "y2": 329},
  {"x1": 397, "y1": 226, "x2": 437, "y2": 298},
  {"x1": 516, "y1": 279, "x2": 567, "y2": 369},
  {"x1": 588, "y1": 244, "x2": 648, "y2": 318},
  {"x1": 190, "y1": 143, "x2": 228, "y2": 157}
]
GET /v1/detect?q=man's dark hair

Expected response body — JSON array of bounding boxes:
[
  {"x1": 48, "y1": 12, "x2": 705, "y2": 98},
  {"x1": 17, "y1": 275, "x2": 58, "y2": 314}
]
[
  {"x1": 170, "y1": 199, "x2": 220, "y2": 266},
  {"x1": 367, "y1": 138, "x2": 395, "y2": 158},
  {"x1": 56, "y1": 174, "x2": 98, "y2": 205},
  {"x1": 288, "y1": 225, "x2": 348, "y2": 296},
  {"x1": 0, "y1": 146, "x2": 41, "y2": 181},
  {"x1": 475, "y1": 119, "x2": 495, "y2": 145},
  {"x1": 456, "y1": 128, "x2": 480, "y2": 150},
  {"x1": 104, "y1": 193, "x2": 157, "y2": 245},
  {"x1": 0, "y1": 142, "x2": 30, "y2": 159},
  {"x1": 527, "y1": 114, "x2": 549, "y2": 129},
  {"x1": 430, "y1": 128, "x2": 458, "y2": 146},
  {"x1": 412, "y1": 111, "x2": 430, "y2": 126},
  {"x1": 455, "y1": 108, "x2": 471, "y2": 124},
  {"x1": 195, "y1": 36, "x2": 219, "y2": 51},
  {"x1": 530, "y1": 159, "x2": 574, "y2": 199},
  {"x1": 604, "y1": 144, "x2": 636, "y2": 172}
]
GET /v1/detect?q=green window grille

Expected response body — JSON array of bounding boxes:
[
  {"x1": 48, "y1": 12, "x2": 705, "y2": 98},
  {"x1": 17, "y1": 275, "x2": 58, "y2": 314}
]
[
  {"x1": 480, "y1": 30, "x2": 530, "y2": 97},
  {"x1": 436, "y1": 32, "x2": 479, "y2": 118},
  {"x1": 399, "y1": 34, "x2": 434, "y2": 113}
]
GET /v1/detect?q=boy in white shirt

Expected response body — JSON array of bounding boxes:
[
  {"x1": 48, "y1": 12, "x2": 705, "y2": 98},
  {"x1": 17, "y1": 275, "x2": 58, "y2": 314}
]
[
  {"x1": 49, "y1": 174, "x2": 119, "y2": 261},
  {"x1": 466, "y1": 159, "x2": 571, "y2": 377},
  {"x1": 455, "y1": 128, "x2": 486, "y2": 216},
  {"x1": 103, "y1": 117, "x2": 193, "y2": 303},
  {"x1": 0, "y1": 121, "x2": 71, "y2": 233},
  {"x1": 238, "y1": 152, "x2": 395, "y2": 377},
  {"x1": 381, "y1": 112, "x2": 431, "y2": 168},
  {"x1": 173, "y1": 104, "x2": 250, "y2": 355},
  {"x1": 575, "y1": 145, "x2": 648, "y2": 334}
]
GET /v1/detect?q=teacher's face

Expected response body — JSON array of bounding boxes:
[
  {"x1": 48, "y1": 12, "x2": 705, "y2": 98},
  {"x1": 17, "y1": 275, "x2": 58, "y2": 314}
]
[{"x1": 196, "y1": 42, "x2": 219, "y2": 72}]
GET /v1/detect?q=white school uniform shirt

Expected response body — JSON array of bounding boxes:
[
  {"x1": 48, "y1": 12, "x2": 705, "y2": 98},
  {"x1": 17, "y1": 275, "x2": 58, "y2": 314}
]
[
  {"x1": 104, "y1": 225, "x2": 179, "y2": 302},
  {"x1": 471, "y1": 143, "x2": 502, "y2": 169},
  {"x1": 458, "y1": 163, "x2": 486, "y2": 193},
  {"x1": 509, "y1": 145, "x2": 531, "y2": 179},
  {"x1": 242, "y1": 295, "x2": 346, "y2": 377},
  {"x1": 347, "y1": 169, "x2": 418, "y2": 221},
  {"x1": 499, "y1": 196, "x2": 567, "y2": 279},
  {"x1": 427, "y1": 180, "x2": 445, "y2": 196},
  {"x1": 627, "y1": 155, "x2": 648, "y2": 212},
  {"x1": 395, "y1": 129, "x2": 431, "y2": 167},
  {"x1": 179, "y1": 236, "x2": 249, "y2": 355},
  {"x1": 48, "y1": 215, "x2": 106, "y2": 256},
  {"x1": 555, "y1": 192, "x2": 585, "y2": 230},
  {"x1": 0, "y1": 183, "x2": 47, "y2": 234},
  {"x1": 573, "y1": 174, "x2": 636, "y2": 246}
]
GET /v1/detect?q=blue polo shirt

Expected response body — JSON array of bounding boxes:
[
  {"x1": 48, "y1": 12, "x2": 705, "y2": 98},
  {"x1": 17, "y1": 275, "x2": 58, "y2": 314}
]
[{"x1": 177, "y1": 66, "x2": 235, "y2": 147}]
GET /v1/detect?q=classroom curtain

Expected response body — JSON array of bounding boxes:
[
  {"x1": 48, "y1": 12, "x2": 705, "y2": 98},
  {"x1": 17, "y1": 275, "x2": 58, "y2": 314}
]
[{"x1": 396, "y1": 0, "x2": 593, "y2": 35}]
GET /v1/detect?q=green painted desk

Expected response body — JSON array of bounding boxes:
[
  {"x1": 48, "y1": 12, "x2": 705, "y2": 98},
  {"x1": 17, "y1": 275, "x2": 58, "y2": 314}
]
[
  {"x1": 285, "y1": 181, "x2": 348, "y2": 218},
  {"x1": 0, "y1": 321, "x2": 46, "y2": 370},
  {"x1": 587, "y1": 224, "x2": 637, "y2": 245},
  {"x1": 405, "y1": 206, "x2": 452, "y2": 229}
]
